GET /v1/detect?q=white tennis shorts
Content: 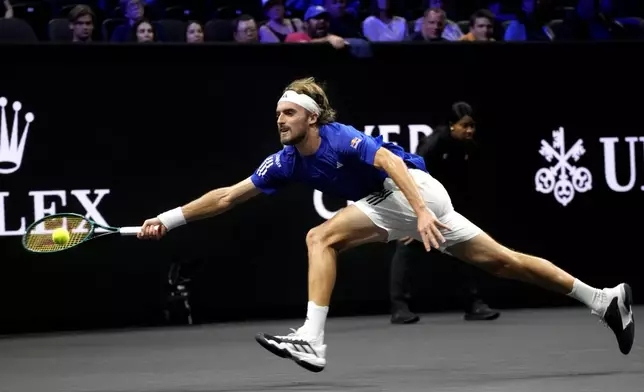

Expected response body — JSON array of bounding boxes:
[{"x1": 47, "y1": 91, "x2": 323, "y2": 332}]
[{"x1": 353, "y1": 169, "x2": 482, "y2": 253}]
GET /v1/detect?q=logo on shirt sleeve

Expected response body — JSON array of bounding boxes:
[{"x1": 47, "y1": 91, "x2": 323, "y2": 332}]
[
  {"x1": 256, "y1": 155, "x2": 275, "y2": 177},
  {"x1": 350, "y1": 137, "x2": 362, "y2": 149}
]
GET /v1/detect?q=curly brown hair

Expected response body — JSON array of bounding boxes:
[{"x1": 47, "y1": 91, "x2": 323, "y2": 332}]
[{"x1": 283, "y1": 77, "x2": 337, "y2": 125}]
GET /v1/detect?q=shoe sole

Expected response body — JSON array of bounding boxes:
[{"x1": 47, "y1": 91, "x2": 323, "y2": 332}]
[
  {"x1": 255, "y1": 333, "x2": 290, "y2": 358},
  {"x1": 622, "y1": 283, "x2": 635, "y2": 355},
  {"x1": 605, "y1": 283, "x2": 635, "y2": 355},
  {"x1": 255, "y1": 333, "x2": 325, "y2": 373}
]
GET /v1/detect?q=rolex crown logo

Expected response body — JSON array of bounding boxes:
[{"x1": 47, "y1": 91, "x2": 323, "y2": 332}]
[{"x1": 0, "y1": 96, "x2": 35, "y2": 175}]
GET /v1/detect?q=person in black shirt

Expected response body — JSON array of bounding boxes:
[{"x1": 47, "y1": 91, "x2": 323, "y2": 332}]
[{"x1": 390, "y1": 102, "x2": 500, "y2": 324}]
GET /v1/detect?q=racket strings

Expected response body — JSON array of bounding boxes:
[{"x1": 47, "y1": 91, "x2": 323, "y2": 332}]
[{"x1": 23, "y1": 216, "x2": 91, "y2": 252}]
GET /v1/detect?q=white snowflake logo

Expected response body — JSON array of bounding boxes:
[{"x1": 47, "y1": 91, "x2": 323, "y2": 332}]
[{"x1": 535, "y1": 127, "x2": 592, "y2": 206}]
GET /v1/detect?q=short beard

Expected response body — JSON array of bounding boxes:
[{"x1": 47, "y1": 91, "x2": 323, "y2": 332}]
[{"x1": 281, "y1": 132, "x2": 306, "y2": 146}]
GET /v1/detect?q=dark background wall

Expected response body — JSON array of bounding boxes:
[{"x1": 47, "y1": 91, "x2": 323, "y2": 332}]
[{"x1": 0, "y1": 42, "x2": 642, "y2": 335}]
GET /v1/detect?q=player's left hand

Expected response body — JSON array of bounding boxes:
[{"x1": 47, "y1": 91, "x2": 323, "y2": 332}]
[{"x1": 417, "y1": 210, "x2": 450, "y2": 251}]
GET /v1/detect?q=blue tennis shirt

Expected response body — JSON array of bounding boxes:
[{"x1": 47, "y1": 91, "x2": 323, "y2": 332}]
[{"x1": 250, "y1": 122, "x2": 427, "y2": 201}]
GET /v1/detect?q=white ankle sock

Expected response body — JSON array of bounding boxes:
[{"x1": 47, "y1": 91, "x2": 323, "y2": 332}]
[
  {"x1": 304, "y1": 301, "x2": 328, "y2": 338},
  {"x1": 567, "y1": 279, "x2": 602, "y2": 312}
]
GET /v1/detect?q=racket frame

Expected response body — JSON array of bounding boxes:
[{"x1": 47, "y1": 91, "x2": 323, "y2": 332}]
[{"x1": 22, "y1": 213, "x2": 142, "y2": 254}]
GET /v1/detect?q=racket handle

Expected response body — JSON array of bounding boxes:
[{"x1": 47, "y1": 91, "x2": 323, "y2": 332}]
[
  {"x1": 119, "y1": 225, "x2": 161, "y2": 235},
  {"x1": 119, "y1": 226, "x2": 142, "y2": 235}
]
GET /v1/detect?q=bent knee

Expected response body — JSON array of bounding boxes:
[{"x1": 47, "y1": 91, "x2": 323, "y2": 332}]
[{"x1": 306, "y1": 226, "x2": 333, "y2": 250}]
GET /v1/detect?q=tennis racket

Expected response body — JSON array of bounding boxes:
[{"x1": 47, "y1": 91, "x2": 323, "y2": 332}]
[{"x1": 22, "y1": 212, "x2": 147, "y2": 254}]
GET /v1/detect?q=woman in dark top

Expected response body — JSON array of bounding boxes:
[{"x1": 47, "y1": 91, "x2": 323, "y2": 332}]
[
  {"x1": 389, "y1": 102, "x2": 500, "y2": 325},
  {"x1": 259, "y1": 0, "x2": 304, "y2": 42}
]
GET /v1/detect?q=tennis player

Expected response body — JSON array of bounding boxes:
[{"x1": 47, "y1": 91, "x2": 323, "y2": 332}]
[{"x1": 137, "y1": 77, "x2": 634, "y2": 373}]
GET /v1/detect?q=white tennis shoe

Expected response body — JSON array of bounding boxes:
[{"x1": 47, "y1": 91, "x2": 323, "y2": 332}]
[
  {"x1": 255, "y1": 325, "x2": 327, "y2": 372},
  {"x1": 593, "y1": 283, "x2": 634, "y2": 355}
]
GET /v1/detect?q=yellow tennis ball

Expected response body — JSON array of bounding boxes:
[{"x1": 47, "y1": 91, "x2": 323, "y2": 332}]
[{"x1": 52, "y1": 228, "x2": 70, "y2": 245}]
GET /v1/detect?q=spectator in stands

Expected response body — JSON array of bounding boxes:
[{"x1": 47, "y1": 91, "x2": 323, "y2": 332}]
[
  {"x1": 259, "y1": 0, "x2": 305, "y2": 43},
  {"x1": 459, "y1": 9, "x2": 495, "y2": 41},
  {"x1": 324, "y1": 0, "x2": 362, "y2": 38},
  {"x1": 504, "y1": 0, "x2": 554, "y2": 41},
  {"x1": 2, "y1": 0, "x2": 13, "y2": 18},
  {"x1": 415, "y1": 1, "x2": 463, "y2": 41},
  {"x1": 301, "y1": 5, "x2": 347, "y2": 49},
  {"x1": 132, "y1": 19, "x2": 156, "y2": 42},
  {"x1": 410, "y1": 7, "x2": 447, "y2": 41},
  {"x1": 233, "y1": 14, "x2": 259, "y2": 43},
  {"x1": 111, "y1": 0, "x2": 145, "y2": 41},
  {"x1": 285, "y1": 6, "x2": 374, "y2": 57},
  {"x1": 362, "y1": 0, "x2": 408, "y2": 42},
  {"x1": 186, "y1": 21, "x2": 203, "y2": 43},
  {"x1": 68, "y1": 5, "x2": 95, "y2": 42}
]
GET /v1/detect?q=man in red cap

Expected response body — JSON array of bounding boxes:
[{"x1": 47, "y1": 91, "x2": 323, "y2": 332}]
[{"x1": 285, "y1": 5, "x2": 346, "y2": 49}]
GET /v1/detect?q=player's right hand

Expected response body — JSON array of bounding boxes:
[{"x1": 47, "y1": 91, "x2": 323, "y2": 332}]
[
  {"x1": 137, "y1": 217, "x2": 167, "y2": 240},
  {"x1": 417, "y1": 209, "x2": 449, "y2": 251}
]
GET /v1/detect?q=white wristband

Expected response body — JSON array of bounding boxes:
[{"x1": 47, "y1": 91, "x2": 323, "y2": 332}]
[{"x1": 157, "y1": 207, "x2": 186, "y2": 231}]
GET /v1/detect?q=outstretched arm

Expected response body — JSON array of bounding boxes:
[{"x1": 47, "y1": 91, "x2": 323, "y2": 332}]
[
  {"x1": 181, "y1": 177, "x2": 261, "y2": 222},
  {"x1": 138, "y1": 177, "x2": 261, "y2": 239}
]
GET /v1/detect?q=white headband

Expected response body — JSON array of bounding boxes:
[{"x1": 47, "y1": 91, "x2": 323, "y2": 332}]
[{"x1": 278, "y1": 90, "x2": 321, "y2": 115}]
